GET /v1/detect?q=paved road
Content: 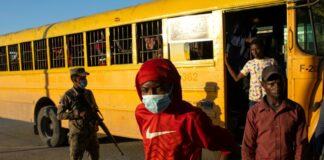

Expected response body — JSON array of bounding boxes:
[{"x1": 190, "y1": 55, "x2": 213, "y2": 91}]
[
  {"x1": 0, "y1": 118, "x2": 225, "y2": 160},
  {"x1": 0, "y1": 118, "x2": 144, "y2": 160}
]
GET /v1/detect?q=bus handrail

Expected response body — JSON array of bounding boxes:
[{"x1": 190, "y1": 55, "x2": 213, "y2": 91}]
[{"x1": 287, "y1": 0, "x2": 320, "y2": 9}]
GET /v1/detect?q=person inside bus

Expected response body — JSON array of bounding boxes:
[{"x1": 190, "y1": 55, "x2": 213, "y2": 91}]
[
  {"x1": 95, "y1": 31, "x2": 106, "y2": 66},
  {"x1": 189, "y1": 42, "x2": 204, "y2": 60},
  {"x1": 265, "y1": 36, "x2": 286, "y2": 70},
  {"x1": 67, "y1": 37, "x2": 74, "y2": 66},
  {"x1": 144, "y1": 35, "x2": 162, "y2": 59},
  {"x1": 226, "y1": 16, "x2": 260, "y2": 101},
  {"x1": 135, "y1": 58, "x2": 239, "y2": 160},
  {"x1": 226, "y1": 16, "x2": 260, "y2": 72},
  {"x1": 242, "y1": 65, "x2": 308, "y2": 159},
  {"x1": 225, "y1": 38, "x2": 277, "y2": 107},
  {"x1": 57, "y1": 67, "x2": 100, "y2": 160}
]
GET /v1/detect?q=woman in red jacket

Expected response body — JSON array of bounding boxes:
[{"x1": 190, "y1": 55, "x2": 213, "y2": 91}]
[{"x1": 135, "y1": 58, "x2": 238, "y2": 160}]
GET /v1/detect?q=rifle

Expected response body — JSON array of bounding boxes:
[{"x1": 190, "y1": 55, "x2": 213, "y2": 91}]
[
  {"x1": 92, "y1": 110, "x2": 124, "y2": 156},
  {"x1": 67, "y1": 91, "x2": 124, "y2": 155}
]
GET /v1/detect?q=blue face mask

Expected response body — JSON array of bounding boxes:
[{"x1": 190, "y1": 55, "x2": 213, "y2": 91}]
[
  {"x1": 142, "y1": 93, "x2": 171, "y2": 114},
  {"x1": 79, "y1": 79, "x2": 87, "y2": 89}
]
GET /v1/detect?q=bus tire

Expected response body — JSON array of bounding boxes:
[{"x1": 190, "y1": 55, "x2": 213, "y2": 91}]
[{"x1": 37, "y1": 105, "x2": 66, "y2": 147}]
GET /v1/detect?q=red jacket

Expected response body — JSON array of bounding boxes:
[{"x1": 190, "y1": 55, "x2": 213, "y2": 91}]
[{"x1": 135, "y1": 59, "x2": 237, "y2": 160}]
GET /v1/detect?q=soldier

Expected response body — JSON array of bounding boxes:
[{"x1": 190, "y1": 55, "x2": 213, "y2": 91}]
[{"x1": 57, "y1": 67, "x2": 99, "y2": 160}]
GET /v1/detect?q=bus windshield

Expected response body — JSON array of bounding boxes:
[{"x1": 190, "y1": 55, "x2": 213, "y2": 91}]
[
  {"x1": 312, "y1": 1, "x2": 324, "y2": 56},
  {"x1": 296, "y1": 0, "x2": 324, "y2": 56}
]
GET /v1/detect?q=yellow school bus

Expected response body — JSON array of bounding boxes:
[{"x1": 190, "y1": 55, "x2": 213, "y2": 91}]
[{"x1": 0, "y1": 0, "x2": 323, "y2": 158}]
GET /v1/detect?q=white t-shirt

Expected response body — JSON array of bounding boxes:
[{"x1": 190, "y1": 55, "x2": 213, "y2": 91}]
[{"x1": 240, "y1": 58, "x2": 277, "y2": 101}]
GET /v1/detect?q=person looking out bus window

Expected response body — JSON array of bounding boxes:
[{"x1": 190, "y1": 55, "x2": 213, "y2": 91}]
[
  {"x1": 225, "y1": 38, "x2": 277, "y2": 107},
  {"x1": 67, "y1": 37, "x2": 74, "y2": 66},
  {"x1": 135, "y1": 58, "x2": 239, "y2": 160},
  {"x1": 95, "y1": 31, "x2": 106, "y2": 66},
  {"x1": 242, "y1": 65, "x2": 308, "y2": 159},
  {"x1": 57, "y1": 67, "x2": 100, "y2": 160},
  {"x1": 144, "y1": 36, "x2": 162, "y2": 59}
]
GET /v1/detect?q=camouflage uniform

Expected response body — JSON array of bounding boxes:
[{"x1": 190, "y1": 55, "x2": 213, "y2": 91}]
[{"x1": 57, "y1": 87, "x2": 99, "y2": 160}]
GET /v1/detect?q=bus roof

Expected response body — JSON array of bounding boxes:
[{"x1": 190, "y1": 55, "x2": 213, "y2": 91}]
[{"x1": 0, "y1": 0, "x2": 284, "y2": 44}]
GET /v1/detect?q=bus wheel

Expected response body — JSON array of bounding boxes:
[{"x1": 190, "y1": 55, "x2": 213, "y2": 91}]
[{"x1": 37, "y1": 105, "x2": 66, "y2": 147}]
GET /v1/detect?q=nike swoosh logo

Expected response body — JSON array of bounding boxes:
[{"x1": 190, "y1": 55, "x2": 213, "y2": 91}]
[{"x1": 146, "y1": 127, "x2": 176, "y2": 139}]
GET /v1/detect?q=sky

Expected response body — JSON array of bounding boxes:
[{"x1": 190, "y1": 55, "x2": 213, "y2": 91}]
[{"x1": 0, "y1": 0, "x2": 152, "y2": 35}]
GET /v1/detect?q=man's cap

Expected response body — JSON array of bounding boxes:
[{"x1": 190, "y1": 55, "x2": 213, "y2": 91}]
[
  {"x1": 70, "y1": 67, "x2": 89, "y2": 76},
  {"x1": 262, "y1": 65, "x2": 285, "y2": 81}
]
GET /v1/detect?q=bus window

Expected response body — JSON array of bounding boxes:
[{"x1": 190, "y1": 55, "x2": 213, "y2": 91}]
[
  {"x1": 109, "y1": 25, "x2": 132, "y2": 64},
  {"x1": 167, "y1": 13, "x2": 214, "y2": 61},
  {"x1": 185, "y1": 41, "x2": 213, "y2": 60},
  {"x1": 34, "y1": 39, "x2": 48, "y2": 70},
  {"x1": 8, "y1": 44, "x2": 20, "y2": 71},
  {"x1": 20, "y1": 42, "x2": 33, "y2": 70},
  {"x1": 136, "y1": 20, "x2": 162, "y2": 63},
  {"x1": 169, "y1": 40, "x2": 213, "y2": 61},
  {"x1": 311, "y1": 1, "x2": 324, "y2": 56},
  {"x1": 0, "y1": 46, "x2": 7, "y2": 71},
  {"x1": 86, "y1": 29, "x2": 106, "y2": 66},
  {"x1": 296, "y1": 8, "x2": 316, "y2": 54},
  {"x1": 49, "y1": 36, "x2": 65, "y2": 68},
  {"x1": 66, "y1": 33, "x2": 84, "y2": 67},
  {"x1": 295, "y1": 1, "x2": 324, "y2": 56}
]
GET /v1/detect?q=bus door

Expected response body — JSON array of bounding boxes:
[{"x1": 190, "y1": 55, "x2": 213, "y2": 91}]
[
  {"x1": 290, "y1": 0, "x2": 324, "y2": 158},
  {"x1": 224, "y1": 5, "x2": 287, "y2": 143}
]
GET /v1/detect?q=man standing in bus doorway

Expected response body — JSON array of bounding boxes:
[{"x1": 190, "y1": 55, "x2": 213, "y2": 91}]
[
  {"x1": 242, "y1": 65, "x2": 308, "y2": 159},
  {"x1": 225, "y1": 17, "x2": 262, "y2": 143},
  {"x1": 57, "y1": 67, "x2": 100, "y2": 160},
  {"x1": 225, "y1": 38, "x2": 277, "y2": 107},
  {"x1": 225, "y1": 16, "x2": 261, "y2": 104},
  {"x1": 135, "y1": 58, "x2": 239, "y2": 160}
]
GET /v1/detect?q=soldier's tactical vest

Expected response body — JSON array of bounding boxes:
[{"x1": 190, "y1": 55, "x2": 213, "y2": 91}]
[{"x1": 66, "y1": 90, "x2": 97, "y2": 135}]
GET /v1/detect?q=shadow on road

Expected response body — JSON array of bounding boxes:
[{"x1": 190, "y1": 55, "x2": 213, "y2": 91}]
[
  {"x1": 0, "y1": 146, "x2": 56, "y2": 154},
  {"x1": 0, "y1": 118, "x2": 145, "y2": 160},
  {"x1": 98, "y1": 136, "x2": 141, "y2": 144}
]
